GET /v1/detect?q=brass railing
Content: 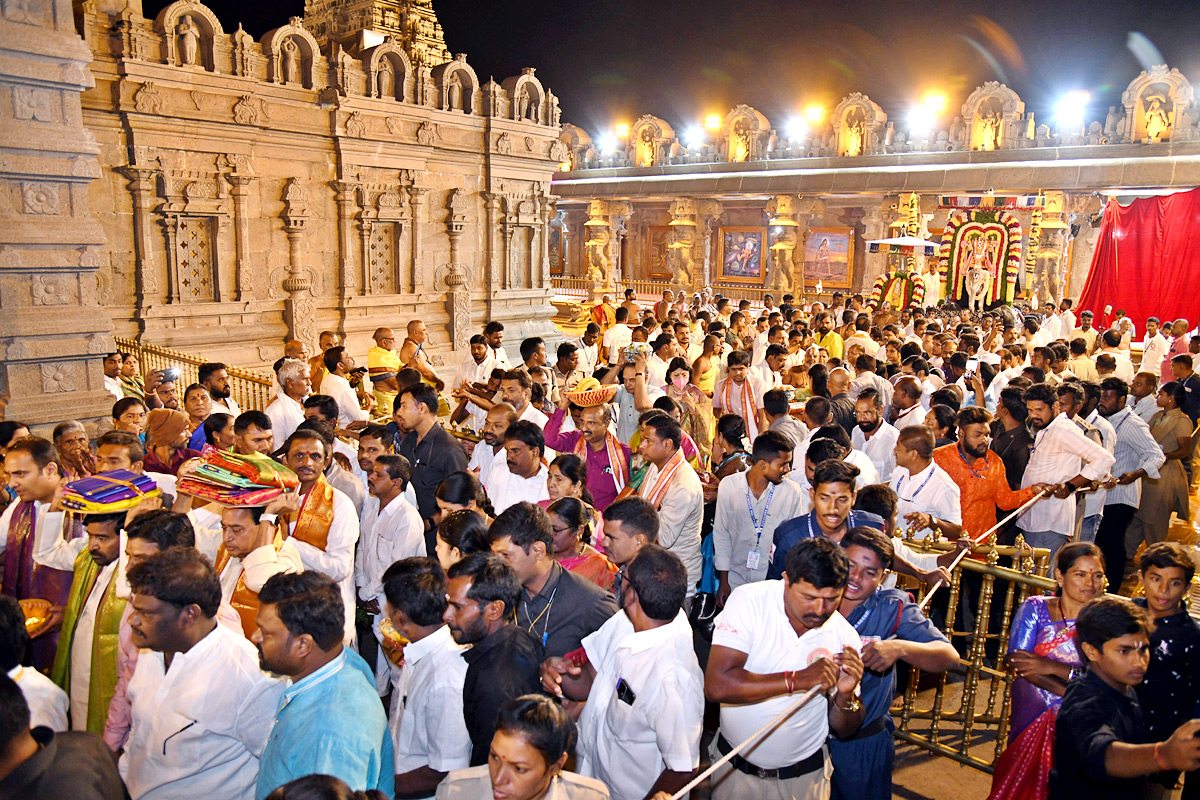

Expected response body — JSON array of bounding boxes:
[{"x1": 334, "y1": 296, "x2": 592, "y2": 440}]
[
  {"x1": 114, "y1": 336, "x2": 276, "y2": 412},
  {"x1": 550, "y1": 276, "x2": 591, "y2": 300},
  {"x1": 892, "y1": 530, "x2": 1055, "y2": 773}
]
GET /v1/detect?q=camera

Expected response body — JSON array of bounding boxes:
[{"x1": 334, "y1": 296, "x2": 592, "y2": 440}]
[
  {"x1": 350, "y1": 366, "x2": 368, "y2": 376},
  {"x1": 161, "y1": 366, "x2": 181, "y2": 382}
]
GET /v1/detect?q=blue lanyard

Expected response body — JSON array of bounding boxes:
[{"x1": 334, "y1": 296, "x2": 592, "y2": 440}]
[
  {"x1": 807, "y1": 510, "x2": 855, "y2": 540},
  {"x1": 958, "y1": 446, "x2": 990, "y2": 479},
  {"x1": 896, "y1": 467, "x2": 935, "y2": 503},
  {"x1": 746, "y1": 483, "x2": 776, "y2": 548}
]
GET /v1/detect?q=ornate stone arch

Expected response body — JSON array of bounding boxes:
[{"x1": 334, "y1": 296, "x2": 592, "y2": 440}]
[
  {"x1": 154, "y1": 0, "x2": 224, "y2": 71},
  {"x1": 558, "y1": 123, "x2": 591, "y2": 171},
  {"x1": 629, "y1": 115, "x2": 675, "y2": 167},
  {"x1": 961, "y1": 82, "x2": 1023, "y2": 151},
  {"x1": 261, "y1": 20, "x2": 321, "y2": 89},
  {"x1": 501, "y1": 68, "x2": 545, "y2": 123},
  {"x1": 362, "y1": 41, "x2": 412, "y2": 102},
  {"x1": 1121, "y1": 65, "x2": 1194, "y2": 143},
  {"x1": 723, "y1": 105, "x2": 769, "y2": 162},
  {"x1": 431, "y1": 56, "x2": 479, "y2": 114},
  {"x1": 831, "y1": 93, "x2": 886, "y2": 156}
]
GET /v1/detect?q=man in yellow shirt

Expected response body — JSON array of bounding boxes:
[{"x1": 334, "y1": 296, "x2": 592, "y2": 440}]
[
  {"x1": 814, "y1": 312, "x2": 844, "y2": 362},
  {"x1": 368, "y1": 327, "x2": 401, "y2": 414}
]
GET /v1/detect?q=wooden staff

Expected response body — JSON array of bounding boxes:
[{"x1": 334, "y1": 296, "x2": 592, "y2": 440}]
[
  {"x1": 917, "y1": 489, "x2": 1048, "y2": 612},
  {"x1": 668, "y1": 684, "x2": 828, "y2": 800}
]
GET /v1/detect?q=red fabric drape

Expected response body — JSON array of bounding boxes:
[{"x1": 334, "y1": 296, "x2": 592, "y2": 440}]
[{"x1": 1076, "y1": 188, "x2": 1200, "y2": 331}]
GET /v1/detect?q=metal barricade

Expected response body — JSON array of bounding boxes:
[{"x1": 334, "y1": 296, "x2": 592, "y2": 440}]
[
  {"x1": 114, "y1": 336, "x2": 276, "y2": 412},
  {"x1": 891, "y1": 529, "x2": 1055, "y2": 773}
]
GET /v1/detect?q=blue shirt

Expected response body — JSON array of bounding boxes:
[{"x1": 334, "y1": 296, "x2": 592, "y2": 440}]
[
  {"x1": 767, "y1": 510, "x2": 886, "y2": 580},
  {"x1": 842, "y1": 588, "x2": 948, "y2": 724},
  {"x1": 255, "y1": 648, "x2": 395, "y2": 800}
]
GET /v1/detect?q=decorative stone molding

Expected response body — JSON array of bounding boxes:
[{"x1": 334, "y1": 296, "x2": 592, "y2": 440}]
[
  {"x1": 13, "y1": 86, "x2": 55, "y2": 121},
  {"x1": 416, "y1": 121, "x2": 436, "y2": 145},
  {"x1": 496, "y1": 132, "x2": 512, "y2": 154},
  {"x1": 21, "y1": 182, "x2": 61, "y2": 214},
  {"x1": 40, "y1": 362, "x2": 79, "y2": 394},
  {"x1": 31, "y1": 274, "x2": 70, "y2": 305},
  {"x1": 232, "y1": 94, "x2": 260, "y2": 125},
  {"x1": 134, "y1": 81, "x2": 164, "y2": 114},
  {"x1": 345, "y1": 110, "x2": 366, "y2": 137}
]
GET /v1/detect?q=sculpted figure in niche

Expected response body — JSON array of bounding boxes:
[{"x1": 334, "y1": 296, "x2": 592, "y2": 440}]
[
  {"x1": 448, "y1": 74, "x2": 462, "y2": 110},
  {"x1": 176, "y1": 15, "x2": 200, "y2": 66},
  {"x1": 516, "y1": 87, "x2": 529, "y2": 120},
  {"x1": 548, "y1": 91, "x2": 560, "y2": 126},
  {"x1": 281, "y1": 39, "x2": 299, "y2": 85},
  {"x1": 378, "y1": 59, "x2": 395, "y2": 98},
  {"x1": 979, "y1": 112, "x2": 1001, "y2": 150},
  {"x1": 523, "y1": 88, "x2": 537, "y2": 121},
  {"x1": 1144, "y1": 95, "x2": 1170, "y2": 141},
  {"x1": 845, "y1": 118, "x2": 864, "y2": 156}
]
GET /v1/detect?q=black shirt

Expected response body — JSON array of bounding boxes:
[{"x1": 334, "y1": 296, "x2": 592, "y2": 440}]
[
  {"x1": 990, "y1": 420, "x2": 1033, "y2": 491},
  {"x1": 462, "y1": 624, "x2": 544, "y2": 767},
  {"x1": 398, "y1": 422, "x2": 468, "y2": 519},
  {"x1": 1181, "y1": 373, "x2": 1200, "y2": 425},
  {"x1": 1048, "y1": 669, "x2": 1146, "y2": 800},
  {"x1": 516, "y1": 561, "x2": 619, "y2": 659},
  {"x1": 1133, "y1": 599, "x2": 1200, "y2": 741},
  {"x1": 0, "y1": 727, "x2": 127, "y2": 800}
]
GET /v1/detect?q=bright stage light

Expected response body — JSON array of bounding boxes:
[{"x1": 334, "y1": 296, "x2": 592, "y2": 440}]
[
  {"x1": 785, "y1": 117, "x2": 807, "y2": 141},
  {"x1": 923, "y1": 93, "x2": 947, "y2": 113},
  {"x1": 614, "y1": 123, "x2": 629, "y2": 138},
  {"x1": 804, "y1": 105, "x2": 824, "y2": 123},
  {"x1": 596, "y1": 133, "x2": 617, "y2": 154},
  {"x1": 1056, "y1": 90, "x2": 1090, "y2": 130},
  {"x1": 908, "y1": 107, "x2": 935, "y2": 133},
  {"x1": 684, "y1": 126, "x2": 706, "y2": 149},
  {"x1": 705, "y1": 114, "x2": 722, "y2": 131}
]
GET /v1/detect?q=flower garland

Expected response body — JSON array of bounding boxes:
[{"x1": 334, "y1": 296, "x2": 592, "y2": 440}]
[
  {"x1": 937, "y1": 209, "x2": 1023, "y2": 306},
  {"x1": 867, "y1": 270, "x2": 926, "y2": 311}
]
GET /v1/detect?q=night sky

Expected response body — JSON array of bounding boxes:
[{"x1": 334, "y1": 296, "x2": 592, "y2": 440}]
[{"x1": 143, "y1": 0, "x2": 1200, "y2": 139}]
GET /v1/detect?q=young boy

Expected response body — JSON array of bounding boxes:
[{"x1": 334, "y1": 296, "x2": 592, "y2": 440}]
[
  {"x1": 1049, "y1": 596, "x2": 1200, "y2": 800},
  {"x1": 1134, "y1": 542, "x2": 1200, "y2": 798}
]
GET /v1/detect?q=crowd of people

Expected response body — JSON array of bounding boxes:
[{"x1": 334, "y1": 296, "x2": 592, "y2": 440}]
[{"x1": 2, "y1": 286, "x2": 1200, "y2": 800}]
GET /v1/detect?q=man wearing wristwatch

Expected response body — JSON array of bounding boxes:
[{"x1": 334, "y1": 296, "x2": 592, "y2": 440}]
[
  {"x1": 705, "y1": 538, "x2": 864, "y2": 800},
  {"x1": 212, "y1": 500, "x2": 303, "y2": 640}
]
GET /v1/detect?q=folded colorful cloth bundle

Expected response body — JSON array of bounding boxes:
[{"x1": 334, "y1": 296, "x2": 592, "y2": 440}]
[
  {"x1": 177, "y1": 450, "x2": 298, "y2": 507},
  {"x1": 61, "y1": 470, "x2": 162, "y2": 513}
]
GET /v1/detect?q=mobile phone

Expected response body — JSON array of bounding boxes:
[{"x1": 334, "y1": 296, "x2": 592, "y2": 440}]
[
  {"x1": 966, "y1": 358, "x2": 979, "y2": 374},
  {"x1": 162, "y1": 366, "x2": 181, "y2": 382}
]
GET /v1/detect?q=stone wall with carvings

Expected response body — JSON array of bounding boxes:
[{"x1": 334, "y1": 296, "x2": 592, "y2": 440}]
[{"x1": 75, "y1": 0, "x2": 563, "y2": 370}]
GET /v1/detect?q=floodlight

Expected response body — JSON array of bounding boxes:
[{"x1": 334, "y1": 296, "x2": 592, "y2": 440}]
[
  {"x1": 1056, "y1": 90, "x2": 1090, "y2": 130},
  {"x1": 804, "y1": 105, "x2": 824, "y2": 124},
  {"x1": 705, "y1": 114, "x2": 722, "y2": 131}
]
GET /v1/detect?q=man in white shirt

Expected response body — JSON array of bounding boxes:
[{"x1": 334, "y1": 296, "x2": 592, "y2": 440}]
[
  {"x1": 673, "y1": 321, "x2": 703, "y2": 368},
  {"x1": 319, "y1": 347, "x2": 373, "y2": 427},
  {"x1": 646, "y1": 334, "x2": 674, "y2": 390},
  {"x1": 849, "y1": 355, "x2": 893, "y2": 409},
  {"x1": 1093, "y1": 330, "x2": 1135, "y2": 384},
  {"x1": 467, "y1": 402, "x2": 516, "y2": 479},
  {"x1": 483, "y1": 420, "x2": 550, "y2": 513},
  {"x1": 554, "y1": 545, "x2": 704, "y2": 800},
  {"x1": 888, "y1": 425, "x2": 961, "y2": 541},
  {"x1": 751, "y1": 344, "x2": 787, "y2": 391},
  {"x1": 852, "y1": 388, "x2": 899, "y2": 483},
  {"x1": 1127, "y1": 371, "x2": 1160, "y2": 423},
  {"x1": 2, "y1": 596, "x2": 68, "y2": 731},
  {"x1": 889, "y1": 377, "x2": 926, "y2": 430},
  {"x1": 452, "y1": 336, "x2": 498, "y2": 432},
  {"x1": 602, "y1": 307, "x2": 634, "y2": 365},
  {"x1": 355, "y1": 454, "x2": 425, "y2": 679},
  {"x1": 706, "y1": 538, "x2": 864, "y2": 800},
  {"x1": 1017, "y1": 384, "x2": 1116, "y2": 562},
  {"x1": 1069, "y1": 310, "x2": 1100, "y2": 354},
  {"x1": 264, "y1": 358, "x2": 311, "y2": 444},
  {"x1": 1141, "y1": 317, "x2": 1170, "y2": 378},
  {"x1": 636, "y1": 415, "x2": 703, "y2": 599},
  {"x1": 713, "y1": 432, "x2": 804, "y2": 599},
  {"x1": 199, "y1": 362, "x2": 243, "y2": 418},
  {"x1": 382, "y1": 558, "x2": 471, "y2": 800},
  {"x1": 602, "y1": 357, "x2": 661, "y2": 446},
  {"x1": 102, "y1": 352, "x2": 123, "y2": 402},
  {"x1": 714, "y1": 350, "x2": 767, "y2": 441},
  {"x1": 498, "y1": 369, "x2": 548, "y2": 427},
  {"x1": 121, "y1": 548, "x2": 283, "y2": 800},
  {"x1": 572, "y1": 324, "x2": 602, "y2": 377},
  {"x1": 279, "y1": 429, "x2": 361, "y2": 643}
]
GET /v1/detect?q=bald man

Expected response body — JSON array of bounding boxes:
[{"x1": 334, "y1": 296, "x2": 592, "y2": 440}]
[
  {"x1": 368, "y1": 328, "x2": 401, "y2": 413},
  {"x1": 828, "y1": 366, "x2": 857, "y2": 436},
  {"x1": 398, "y1": 320, "x2": 444, "y2": 392},
  {"x1": 890, "y1": 376, "x2": 926, "y2": 429}
]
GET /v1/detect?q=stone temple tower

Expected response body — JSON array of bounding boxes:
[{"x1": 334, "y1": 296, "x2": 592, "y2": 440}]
[{"x1": 303, "y1": 0, "x2": 452, "y2": 63}]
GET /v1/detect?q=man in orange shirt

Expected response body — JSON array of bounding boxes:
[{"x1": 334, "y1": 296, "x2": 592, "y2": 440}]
[{"x1": 932, "y1": 406, "x2": 1052, "y2": 658}]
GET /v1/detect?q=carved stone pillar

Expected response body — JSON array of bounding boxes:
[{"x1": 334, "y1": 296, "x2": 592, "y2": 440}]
[
  {"x1": 121, "y1": 166, "x2": 159, "y2": 309},
  {"x1": 766, "y1": 195, "x2": 800, "y2": 296},
  {"x1": 227, "y1": 174, "x2": 255, "y2": 300},
  {"x1": 409, "y1": 186, "x2": 427, "y2": 293},
  {"x1": 0, "y1": 0, "x2": 117, "y2": 425},
  {"x1": 860, "y1": 200, "x2": 889, "y2": 291},
  {"x1": 281, "y1": 179, "x2": 316, "y2": 346},
  {"x1": 697, "y1": 201, "x2": 723, "y2": 290},
  {"x1": 582, "y1": 199, "x2": 631, "y2": 301},
  {"x1": 444, "y1": 189, "x2": 472, "y2": 351},
  {"x1": 667, "y1": 198, "x2": 699, "y2": 292},
  {"x1": 482, "y1": 192, "x2": 502, "y2": 298},
  {"x1": 796, "y1": 197, "x2": 827, "y2": 299},
  {"x1": 332, "y1": 180, "x2": 360, "y2": 308}
]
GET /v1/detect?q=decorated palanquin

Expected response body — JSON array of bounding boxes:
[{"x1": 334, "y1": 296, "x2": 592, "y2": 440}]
[
  {"x1": 867, "y1": 269, "x2": 926, "y2": 311},
  {"x1": 938, "y1": 208, "x2": 1024, "y2": 307}
]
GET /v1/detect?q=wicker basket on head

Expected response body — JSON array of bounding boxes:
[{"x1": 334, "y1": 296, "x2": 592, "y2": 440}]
[{"x1": 563, "y1": 384, "x2": 619, "y2": 407}]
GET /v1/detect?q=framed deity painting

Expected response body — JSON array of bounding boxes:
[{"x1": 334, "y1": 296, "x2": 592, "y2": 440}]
[
  {"x1": 803, "y1": 227, "x2": 854, "y2": 289},
  {"x1": 647, "y1": 226, "x2": 672, "y2": 280},
  {"x1": 718, "y1": 227, "x2": 766, "y2": 285},
  {"x1": 548, "y1": 224, "x2": 564, "y2": 276}
]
